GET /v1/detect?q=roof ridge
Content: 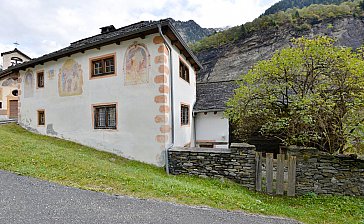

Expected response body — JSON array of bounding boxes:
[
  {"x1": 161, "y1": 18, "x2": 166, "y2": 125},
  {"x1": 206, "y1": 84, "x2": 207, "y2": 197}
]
[{"x1": 70, "y1": 20, "x2": 151, "y2": 46}]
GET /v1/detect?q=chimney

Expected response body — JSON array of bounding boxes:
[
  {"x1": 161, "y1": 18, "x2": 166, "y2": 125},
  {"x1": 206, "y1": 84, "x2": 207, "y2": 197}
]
[{"x1": 100, "y1": 25, "x2": 116, "y2": 34}]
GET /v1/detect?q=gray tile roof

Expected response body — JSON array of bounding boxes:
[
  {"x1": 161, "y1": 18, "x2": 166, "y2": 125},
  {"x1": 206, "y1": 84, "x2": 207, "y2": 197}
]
[
  {"x1": 194, "y1": 80, "x2": 239, "y2": 111},
  {"x1": 0, "y1": 19, "x2": 201, "y2": 78}
]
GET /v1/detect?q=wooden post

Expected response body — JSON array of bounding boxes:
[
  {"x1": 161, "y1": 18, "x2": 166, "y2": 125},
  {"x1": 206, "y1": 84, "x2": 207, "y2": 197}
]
[
  {"x1": 276, "y1": 154, "x2": 285, "y2": 195},
  {"x1": 255, "y1": 152, "x2": 262, "y2": 192},
  {"x1": 287, "y1": 155, "x2": 297, "y2": 196},
  {"x1": 266, "y1": 153, "x2": 273, "y2": 194}
]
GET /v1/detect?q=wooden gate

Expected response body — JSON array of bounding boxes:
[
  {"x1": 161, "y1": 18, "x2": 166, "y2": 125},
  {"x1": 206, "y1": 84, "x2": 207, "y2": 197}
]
[
  {"x1": 255, "y1": 152, "x2": 296, "y2": 196},
  {"x1": 9, "y1": 100, "x2": 18, "y2": 119}
]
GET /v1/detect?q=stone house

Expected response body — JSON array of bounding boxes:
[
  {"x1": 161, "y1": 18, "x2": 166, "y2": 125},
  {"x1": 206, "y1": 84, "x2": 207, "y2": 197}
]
[{"x1": 0, "y1": 19, "x2": 202, "y2": 166}]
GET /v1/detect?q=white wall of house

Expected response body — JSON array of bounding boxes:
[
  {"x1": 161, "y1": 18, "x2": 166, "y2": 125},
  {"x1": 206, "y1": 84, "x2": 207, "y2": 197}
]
[
  {"x1": 170, "y1": 43, "x2": 196, "y2": 147},
  {"x1": 195, "y1": 111, "x2": 229, "y2": 148},
  {"x1": 18, "y1": 33, "x2": 196, "y2": 166}
]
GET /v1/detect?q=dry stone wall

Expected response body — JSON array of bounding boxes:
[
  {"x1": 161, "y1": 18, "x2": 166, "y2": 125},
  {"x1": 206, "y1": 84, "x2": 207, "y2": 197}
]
[
  {"x1": 286, "y1": 146, "x2": 364, "y2": 196},
  {"x1": 168, "y1": 144, "x2": 364, "y2": 196},
  {"x1": 168, "y1": 143, "x2": 256, "y2": 190}
]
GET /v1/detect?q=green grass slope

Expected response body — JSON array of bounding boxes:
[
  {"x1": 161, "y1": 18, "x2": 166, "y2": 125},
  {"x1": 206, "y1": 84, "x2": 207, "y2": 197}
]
[{"x1": 0, "y1": 124, "x2": 363, "y2": 224}]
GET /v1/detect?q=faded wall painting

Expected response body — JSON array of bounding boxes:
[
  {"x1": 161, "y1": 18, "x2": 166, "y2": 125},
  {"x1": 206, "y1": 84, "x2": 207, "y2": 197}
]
[
  {"x1": 48, "y1": 69, "x2": 55, "y2": 80},
  {"x1": 124, "y1": 43, "x2": 150, "y2": 85},
  {"x1": 58, "y1": 59, "x2": 83, "y2": 97},
  {"x1": 24, "y1": 70, "x2": 34, "y2": 98},
  {"x1": 1, "y1": 78, "x2": 17, "y2": 87}
]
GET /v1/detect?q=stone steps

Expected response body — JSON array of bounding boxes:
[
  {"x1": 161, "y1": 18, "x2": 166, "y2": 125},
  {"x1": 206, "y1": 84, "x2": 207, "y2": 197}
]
[{"x1": 0, "y1": 119, "x2": 17, "y2": 125}]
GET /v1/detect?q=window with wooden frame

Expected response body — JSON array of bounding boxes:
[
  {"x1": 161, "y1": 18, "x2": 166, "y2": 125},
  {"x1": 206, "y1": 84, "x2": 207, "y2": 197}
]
[
  {"x1": 179, "y1": 59, "x2": 189, "y2": 83},
  {"x1": 181, "y1": 104, "x2": 189, "y2": 126},
  {"x1": 93, "y1": 104, "x2": 117, "y2": 129},
  {"x1": 37, "y1": 71, "x2": 44, "y2": 88},
  {"x1": 38, "y1": 110, "x2": 45, "y2": 126},
  {"x1": 90, "y1": 55, "x2": 115, "y2": 77}
]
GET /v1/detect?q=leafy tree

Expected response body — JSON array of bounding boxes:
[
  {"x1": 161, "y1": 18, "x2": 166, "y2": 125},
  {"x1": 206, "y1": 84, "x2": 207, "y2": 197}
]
[
  {"x1": 226, "y1": 36, "x2": 364, "y2": 154},
  {"x1": 360, "y1": 0, "x2": 364, "y2": 9}
]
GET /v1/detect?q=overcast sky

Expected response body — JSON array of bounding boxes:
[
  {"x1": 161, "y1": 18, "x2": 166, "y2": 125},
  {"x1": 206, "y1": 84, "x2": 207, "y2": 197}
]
[{"x1": 0, "y1": 0, "x2": 280, "y2": 61}]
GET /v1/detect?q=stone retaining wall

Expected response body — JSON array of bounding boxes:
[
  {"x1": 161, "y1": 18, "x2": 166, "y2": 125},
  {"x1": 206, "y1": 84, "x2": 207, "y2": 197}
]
[
  {"x1": 168, "y1": 144, "x2": 364, "y2": 196},
  {"x1": 286, "y1": 146, "x2": 364, "y2": 196},
  {"x1": 168, "y1": 143, "x2": 256, "y2": 190}
]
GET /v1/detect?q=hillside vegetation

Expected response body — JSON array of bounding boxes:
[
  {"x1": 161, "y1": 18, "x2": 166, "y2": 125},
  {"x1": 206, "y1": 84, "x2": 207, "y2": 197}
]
[
  {"x1": 263, "y1": 0, "x2": 349, "y2": 16},
  {"x1": 191, "y1": 0, "x2": 363, "y2": 52}
]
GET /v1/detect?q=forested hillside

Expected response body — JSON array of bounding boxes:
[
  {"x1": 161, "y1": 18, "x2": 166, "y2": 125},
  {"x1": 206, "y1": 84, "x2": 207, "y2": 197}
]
[
  {"x1": 263, "y1": 0, "x2": 349, "y2": 16},
  {"x1": 191, "y1": 0, "x2": 363, "y2": 52}
]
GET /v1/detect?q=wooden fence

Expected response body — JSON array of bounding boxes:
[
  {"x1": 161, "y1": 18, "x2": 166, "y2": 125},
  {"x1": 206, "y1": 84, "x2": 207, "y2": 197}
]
[{"x1": 255, "y1": 152, "x2": 297, "y2": 196}]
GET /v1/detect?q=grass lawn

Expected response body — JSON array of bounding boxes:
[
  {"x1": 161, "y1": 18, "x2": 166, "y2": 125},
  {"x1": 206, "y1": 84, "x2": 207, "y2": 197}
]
[{"x1": 0, "y1": 124, "x2": 363, "y2": 224}]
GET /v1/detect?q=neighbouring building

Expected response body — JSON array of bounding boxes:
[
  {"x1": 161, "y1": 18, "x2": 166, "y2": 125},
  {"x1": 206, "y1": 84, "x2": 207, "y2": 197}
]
[
  {"x1": 0, "y1": 48, "x2": 31, "y2": 120},
  {"x1": 193, "y1": 81, "x2": 238, "y2": 149},
  {"x1": 0, "y1": 19, "x2": 202, "y2": 166}
]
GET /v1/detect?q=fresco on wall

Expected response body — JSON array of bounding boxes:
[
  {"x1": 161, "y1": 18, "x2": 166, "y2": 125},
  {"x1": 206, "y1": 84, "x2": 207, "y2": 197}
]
[
  {"x1": 58, "y1": 59, "x2": 83, "y2": 97},
  {"x1": 24, "y1": 70, "x2": 34, "y2": 98},
  {"x1": 124, "y1": 43, "x2": 150, "y2": 85},
  {"x1": 1, "y1": 78, "x2": 17, "y2": 87},
  {"x1": 48, "y1": 69, "x2": 55, "y2": 80}
]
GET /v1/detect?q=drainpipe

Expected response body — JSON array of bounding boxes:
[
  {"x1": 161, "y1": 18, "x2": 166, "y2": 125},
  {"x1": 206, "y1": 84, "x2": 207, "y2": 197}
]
[
  {"x1": 158, "y1": 23, "x2": 174, "y2": 175},
  {"x1": 192, "y1": 103, "x2": 197, "y2": 147}
]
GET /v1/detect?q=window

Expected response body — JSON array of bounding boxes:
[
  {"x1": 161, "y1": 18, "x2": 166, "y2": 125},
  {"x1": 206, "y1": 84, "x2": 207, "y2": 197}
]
[
  {"x1": 94, "y1": 104, "x2": 116, "y2": 129},
  {"x1": 37, "y1": 71, "x2": 44, "y2": 88},
  {"x1": 38, "y1": 110, "x2": 45, "y2": 126},
  {"x1": 12, "y1": 90, "x2": 18, "y2": 96},
  {"x1": 91, "y1": 55, "x2": 115, "y2": 77},
  {"x1": 0, "y1": 102, "x2": 2, "y2": 109},
  {"x1": 179, "y1": 60, "x2": 189, "y2": 83},
  {"x1": 181, "y1": 104, "x2": 189, "y2": 126}
]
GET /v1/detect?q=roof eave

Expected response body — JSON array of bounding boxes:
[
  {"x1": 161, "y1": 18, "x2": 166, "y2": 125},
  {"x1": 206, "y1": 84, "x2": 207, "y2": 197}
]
[
  {"x1": 3, "y1": 20, "x2": 202, "y2": 76},
  {"x1": 193, "y1": 108, "x2": 226, "y2": 113}
]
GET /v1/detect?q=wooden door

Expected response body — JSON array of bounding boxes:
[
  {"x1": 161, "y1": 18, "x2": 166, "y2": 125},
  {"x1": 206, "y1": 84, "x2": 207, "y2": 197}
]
[{"x1": 9, "y1": 100, "x2": 18, "y2": 119}]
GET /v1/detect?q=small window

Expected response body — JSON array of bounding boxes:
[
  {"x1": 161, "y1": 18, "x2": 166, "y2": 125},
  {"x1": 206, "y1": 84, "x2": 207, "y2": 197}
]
[
  {"x1": 38, "y1": 110, "x2": 45, "y2": 126},
  {"x1": 179, "y1": 60, "x2": 189, "y2": 83},
  {"x1": 0, "y1": 102, "x2": 2, "y2": 109},
  {"x1": 12, "y1": 90, "x2": 18, "y2": 96},
  {"x1": 94, "y1": 104, "x2": 116, "y2": 129},
  {"x1": 37, "y1": 71, "x2": 44, "y2": 88},
  {"x1": 181, "y1": 104, "x2": 189, "y2": 126},
  {"x1": 91, "y1": 56, "x2": 115, "y2": 77}
]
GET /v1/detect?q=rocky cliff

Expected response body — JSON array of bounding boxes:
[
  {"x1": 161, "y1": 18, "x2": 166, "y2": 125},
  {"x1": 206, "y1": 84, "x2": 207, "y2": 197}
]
[
  {"x1": 170, "y1": 19, "x2": 216, "y2": 44},
  {"x1": 196, "y1": 16, "x2": 364, "y2": 83}
]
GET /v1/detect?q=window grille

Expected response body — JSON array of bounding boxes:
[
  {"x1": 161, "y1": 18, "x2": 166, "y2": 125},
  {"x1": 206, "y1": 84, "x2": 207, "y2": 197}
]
[
  {"x1": 94, "y1": 104, "x2": 116, "y2": 129},
  {"x1": 181, "y1": 105, "x2": 189, "y2": 125}
]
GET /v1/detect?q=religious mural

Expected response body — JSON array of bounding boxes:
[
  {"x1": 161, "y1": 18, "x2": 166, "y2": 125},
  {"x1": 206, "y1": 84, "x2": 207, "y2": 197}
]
[
  {"x1": 58, "y1": 59, "x2": 83, "y2": 97},
  {"x1": 124, "y1": 43, "x2": 150, "y2": 85},
  {"x1": 24, "y1": 70, "x2": 34, "y2": 98},
  {"x1": 48, "y1": 69, "x2": 55, "y2": 80},
  {"x1": 1, "y1": 78, "x2": 17, "y2": 87}
]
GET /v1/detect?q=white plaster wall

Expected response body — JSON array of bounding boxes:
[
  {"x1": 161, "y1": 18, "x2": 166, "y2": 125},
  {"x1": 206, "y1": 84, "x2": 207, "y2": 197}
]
[
  {"x1": 3, "y1": 52, "x2": 30, "y2": 69},
  {"x1": 195, "y1": 111, "x2": 229, "y2": 148},
  {"x1": 19, "y1": 34, "x2": 183, "y2": 166},
  {"x1": 169, "y1": 43, "x2": 196, "y2": 147}
]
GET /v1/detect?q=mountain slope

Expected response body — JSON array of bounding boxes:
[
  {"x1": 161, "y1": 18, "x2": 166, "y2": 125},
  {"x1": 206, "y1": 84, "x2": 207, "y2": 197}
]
[
  {"x1": 196, "y1": 16, "x2": 364, "y2": 83},
  {"x1": 263, "y1": 0, "x2": 348, "y2": 16},
  {"x1": 170, "y1": 19, "x2": 215, "y2": 44}
]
